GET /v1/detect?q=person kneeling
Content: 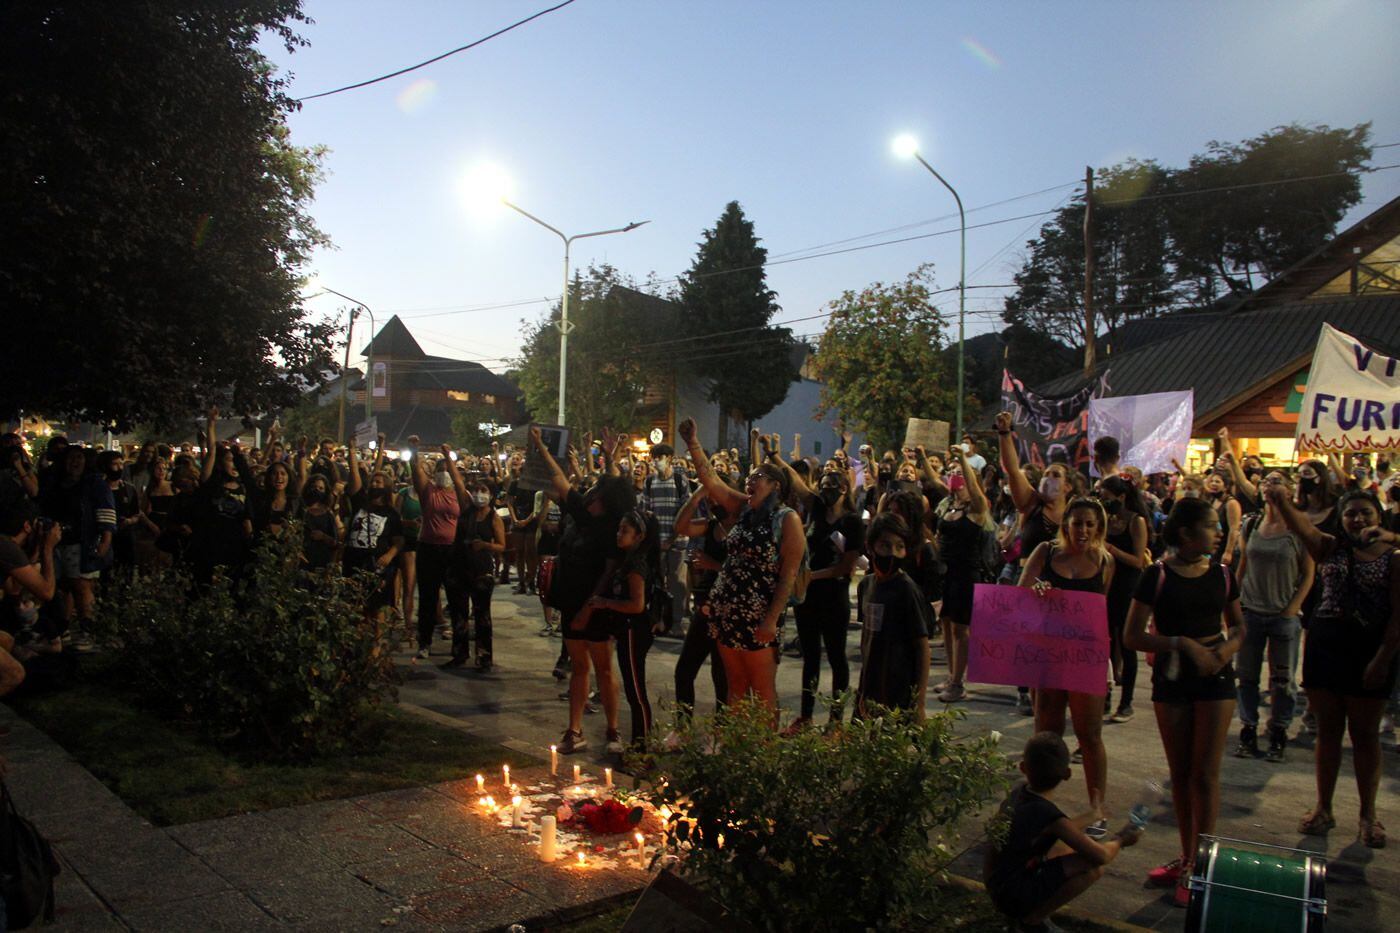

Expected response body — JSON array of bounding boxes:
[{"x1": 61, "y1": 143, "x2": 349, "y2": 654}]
[{"x1": 984, "y1": 732, "x2": 1140, "y2": 933}]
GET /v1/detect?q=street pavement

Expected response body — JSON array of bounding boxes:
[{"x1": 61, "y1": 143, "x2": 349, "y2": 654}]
[{"x1": 398, "y1": 583, "x2": 1400, "y2": 932}]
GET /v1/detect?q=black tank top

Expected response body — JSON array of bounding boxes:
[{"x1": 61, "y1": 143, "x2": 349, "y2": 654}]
[
  {"x1": 456, "y1": 507, "x2": 497, "y2": 580},
  {"x1": 1018, "y1": 505, "x2": 1059, "y2": 558},
  {"x1": 1040, "y1": 545, "x2": 1107, "y2": 594}
]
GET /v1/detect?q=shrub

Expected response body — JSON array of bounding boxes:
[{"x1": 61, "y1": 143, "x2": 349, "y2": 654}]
[
  {"x1": 94, "y1": 523, "x2": 399, "y2": 759},
  {"x1": 629, "y1": 700, "x2": 1007, "y2": 932}
]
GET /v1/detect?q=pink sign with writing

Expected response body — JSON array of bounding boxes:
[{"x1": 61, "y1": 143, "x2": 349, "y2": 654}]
[{"x1": 967, "y1": 584, "x2": 1110, "y2": 694}]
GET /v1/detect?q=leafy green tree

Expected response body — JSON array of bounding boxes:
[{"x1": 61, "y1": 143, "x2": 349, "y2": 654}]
[
  {"x1": 514, "y1": 264, "x2": 671, "y2": 433},
  {"x1": 678, "y1": 202, "x2": 797, "y2": 448},
  {"x1": 809, "y1": 265, "x2": 957, "y2": 454},
  {"x1": 1003, "y1": 124, "x2": 1373, "y2": 349},
  {"x1": 0, "y1": 1, "x2": 335, "y2": 431},
  {"x1": 278, "y1": 394, "x2": 340, "y2": 446},
  {"x1": 449, "y1": 404, "x2": 502, "y2": 453}
]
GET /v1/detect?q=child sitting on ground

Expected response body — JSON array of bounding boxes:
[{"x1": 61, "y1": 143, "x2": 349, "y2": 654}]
[
  {"x1": 854, "y1": 513, "x2": 932, "y2": 719},
  {"x1": 984, "y1": 732, "x2": 1140, "y2": 933}
]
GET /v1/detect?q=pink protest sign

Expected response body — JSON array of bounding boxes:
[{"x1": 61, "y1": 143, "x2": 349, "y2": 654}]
[{"x1": 967, "y1": 584, "x2": 1110, "y2": 694}]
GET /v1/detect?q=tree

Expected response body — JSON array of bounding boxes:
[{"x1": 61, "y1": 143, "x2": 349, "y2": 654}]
[
  {"x1": 809, "y1": 265, "x2": 958, "y2": 454},
  {"x1": 1003, "y1": 124, "x2": 1373, "y2": 348},
  {"x1": 514, "y1": 264, "x2": 672, "y2": 433},
  {"x1": 678, "y1": 202, "x2": 797, "y2": 447},
  {"x1": 278, "y1": 394, "x2": 340, "y2": 446},
  {"x1": 0, "y1": 2, "x2": 336, "y2": 432},
  {"x1": 449, "y1": 404, "x2": 502, "y2": 453}
]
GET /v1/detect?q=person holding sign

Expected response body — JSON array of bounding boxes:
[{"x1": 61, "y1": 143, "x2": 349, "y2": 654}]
[
  {"x1": 1267, "y1": 485, "x2": 1398, "y2": 848},
  {"x1": 1018, "y1": 499, "x2": 1115, "y2": 826},
  {"x1": 1123, "y1": 498, "x2": 1244, "y2": 907}
]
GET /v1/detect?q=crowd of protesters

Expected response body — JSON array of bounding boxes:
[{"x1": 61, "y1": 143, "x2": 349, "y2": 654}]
[{"x1": 1, "y1": 408, "x2": 1397, "y2": 926}]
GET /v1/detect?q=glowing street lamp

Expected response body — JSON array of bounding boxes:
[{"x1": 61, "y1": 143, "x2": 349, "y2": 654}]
[{"x1": 892, "y1": 134, "x2": 967, "y2": 439}]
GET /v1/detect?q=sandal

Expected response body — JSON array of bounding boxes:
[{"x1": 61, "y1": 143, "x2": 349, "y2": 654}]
[
  {"x1": 1361, "y1": 818, "x2": 1387, "y2": 849},
  {"x1": 1298, "y1": 809, "x2": 1336, "y2": 835}
]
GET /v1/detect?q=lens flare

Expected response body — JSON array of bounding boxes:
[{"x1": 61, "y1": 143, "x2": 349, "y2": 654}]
[
  {"x1": 960, "y1": 37, "x2": 1001, "y2": 69},
  {"x1": 396, "y1": 78, "x2": 438, "y2": 113}
]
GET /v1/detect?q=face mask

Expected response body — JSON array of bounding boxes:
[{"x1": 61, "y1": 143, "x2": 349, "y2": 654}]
[
  {"x1": 1298, "y1": 476, "x2": 1318, "y2": 495},
  {"x1": 305, "y1": 489, "x2": 326, "y2": 504},
  {"x1": 105, "y1": 467, "x2": 124, "y2": 481},
  {"x1": 947, "y1": 474, "x2": 965, "y2": 493},
  {"x1": 1102, "y1": 498, "x2": 1122, "y2": 516},
  {"x1": 473, "y1": 492, "x2": 491, "y2": 507},
  {"x1": 434, "y1": 471, "x2": 453, "y2": 489},
  {"x1": 870, "y1": 553, "x2": 899, "y2": 577},
  {"x1": 1039, "y1": 476, "x2": 1063, "y2": 499},
  {"x1": 818, "y1": 487, "x2": 842, "y2": 508}
]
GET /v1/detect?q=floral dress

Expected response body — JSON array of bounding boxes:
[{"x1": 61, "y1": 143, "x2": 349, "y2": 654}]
[{"x1": 707, "y1": 505, "x2": 782, "y2": 651}]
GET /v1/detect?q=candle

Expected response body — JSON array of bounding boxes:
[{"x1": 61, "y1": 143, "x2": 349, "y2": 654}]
[
  {"x1": 717, "y1": 833, "x2": 725, "y2": 850},
  {"x1": 502, "y1": 764, "x2": 510, "y2": 788},
  {"x1": 576, "y1": 851, "x2": 586, "y2": 868},
  {"x1": 550, "y1": 745, "x2": 558, "y2": 775},
  {"x1": 635, "y1": 832, "x2": 645, "y2": 868},
  {"x1": 604, "y1": 767, "x2": 613, "y2": 788},
  {"x1": 539, "y1": 816, "x2": 557, "y2": 862},
  {"x1": 573, "y1": 764, "x2": 581, "y2": 784},
  {"x1": 512, "y1": 795, "x2": 524, "y2": 828},
  {"x1": 475, "y1": 774, "x2": 485, "y2": 793}
]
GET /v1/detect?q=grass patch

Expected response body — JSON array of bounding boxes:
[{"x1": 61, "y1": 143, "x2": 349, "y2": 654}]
[{"x1": 11, "y1": 654, "x2": 535, "y2": 826}]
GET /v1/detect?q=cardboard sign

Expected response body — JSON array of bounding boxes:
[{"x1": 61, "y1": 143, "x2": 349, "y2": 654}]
[
  {"x1": 517, "y1": 424, "x2": 571, "y2": 492},
  {"x1": 967, "y1": 583, "x2": 1109, "y2": 694},
  {"x1": 1295, "y1": 323, "x2": 1400, "y2": 452},
  {"x1": 1087, "y1": 391, "x2": 1194, "y2": 477},
  {"x1": 903, "y1": 418, "x2": 949, "y2": 453},
  {"x1": 353, "y1": 416, "x2": 378, "y2": 449}
]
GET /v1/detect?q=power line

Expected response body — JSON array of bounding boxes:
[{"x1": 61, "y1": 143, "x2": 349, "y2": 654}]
[{"x1": 296, "y1": 0, "x2": 580, "y2": 102}]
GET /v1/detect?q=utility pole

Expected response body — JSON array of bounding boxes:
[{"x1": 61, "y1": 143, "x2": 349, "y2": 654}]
[{"x1": 1082, "y1": 165, "x2": 1096, "y2": 374}]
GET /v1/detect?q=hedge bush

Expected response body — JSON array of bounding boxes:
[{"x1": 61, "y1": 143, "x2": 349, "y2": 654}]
[
  {"x1": 95, "y1": 524, "x2": 398, "y2": 759},
  {"x1": 631, "y1": 700, "x2": 1007, "y2": 932}
]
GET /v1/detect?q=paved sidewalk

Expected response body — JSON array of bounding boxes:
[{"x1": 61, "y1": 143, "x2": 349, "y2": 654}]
[{"x1": 0, "y1": 704, "x2": 646, "y2": 931}]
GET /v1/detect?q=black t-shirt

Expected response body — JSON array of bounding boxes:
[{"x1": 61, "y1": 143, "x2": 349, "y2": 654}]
[
  {"x1": 40, "y1": 479, "x2": 84, "y2": 545},
  {"x1": 987, "y1": 783, "x2": 1067, "y2": 889},
  {"x1": 193, "y1": 480, "x2": 251, "y2": 569},
  {"x1": 111, "y1": 481, "x2": 140, "y2": 539},
  {"x1": 508, "y1": 481, "x2": 536, "y2": 525},
  {"x1": 1134, "y1": 562, "x2": 1234, "y2": 641},
  {"x1": 856, "y1": 571, "x2": 932, "y2": 710},
  {"x1": 301, "y1": 508, "x2": 338, "y2": 570},
  {"x1": 0, "y1": 537, "x2": 29, "y2": 583},
  {"x1": 345, "y1": 490, "x2": 403, "y2": 560},
  {"x1": 806, "y1": 509, "x2": 866, "y2": 597},
  {"x1": 603, "y1": 550, "x2": 649, "y2": 630},
  {"x1": 552, "y1": 490, "x2": 621, "y2": 615}
]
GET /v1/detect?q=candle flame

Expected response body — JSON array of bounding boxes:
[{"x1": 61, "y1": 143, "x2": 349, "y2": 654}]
[
  {"x1": 512, "y1": 795, "x2": 522, "y2": 806},
  {"x1": 576, "y1": 851, "x2": 586, "y2": 866},
  {"x1": 635, "y1": 832, "x2": 644, "y2": 843}
]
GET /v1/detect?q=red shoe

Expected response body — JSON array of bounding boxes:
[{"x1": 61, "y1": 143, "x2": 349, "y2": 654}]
[
  {"x1": 1147, "y1": 856, "x2": 1186, "y2": 888},
  {"x1": 1173, "y1": 876, "x2": 1192, "y2": 908}
]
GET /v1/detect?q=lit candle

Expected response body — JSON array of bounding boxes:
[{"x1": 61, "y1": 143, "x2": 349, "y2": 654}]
[
  {"x1": 576, "y1": 851, "x2": 586, "y2": 869},
  {"x1": 573, "y1": 764, "x2": 581, "y2": 784},
  {"x1": 635, "y1": 832, "x2": 646, "y2": 868},
  {"x1": 512, "y1": 795, "x2": 524, "y2": 828},
  {"x1": 604, "y1": 767, "x2": 613, "y2": 788},
  {"x1": 502, "y1": 764, "x2": 510, "y2": 788},
  {"x1": 539, "y1": 816, "x2": 557, "y2": 861},
  {"x1": 550, "y1": 745, "x2": 558, "y2": 775},
  {"x1": 717, "y1": 833, "x2": 725, "y2": 850},
  {"x1": 475, "y1": 774, "x2": 485, "y2": 793}
]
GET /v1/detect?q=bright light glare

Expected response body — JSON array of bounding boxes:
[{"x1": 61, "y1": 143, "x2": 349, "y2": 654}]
[
  {"x1": 891, "y1": 134, "x2": 920, "y2": 159},
  {"x1": 458, "y1": 163, "x2": 514, "y2": 213}
]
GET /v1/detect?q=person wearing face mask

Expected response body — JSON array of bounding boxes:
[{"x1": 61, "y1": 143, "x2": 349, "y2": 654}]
[
  {"x1": 344, "y1": 444, "x2": 405, "y2": 622},
  {"x1": 932, "y1": 446, "x2": 996, "y2": 704},
  {"x1": 299, "y1": 473, "x2": 341, "y2": 573},
  {"x1": 409, "y1": 442, "x2": 464, "y2": 661},
  {"x1": 443, "y1": 481, "x2": 505, "y2": 671},
  {"x1": 670, "y1": 487, "x2": 735, "y2": 720},
  {"x1": 1268, "y1": 485, "x2": 1398, "y2": 848},
  {"x1": 191, "y1": 411, "x2": 252, "y2": 587},
  {"x1": 1201, "y1": 467, "x2": 1243, "y2": 567},
  {"x1": 785, "y1": 470, "x2": 865, "y2": 732},
  {"x1": 854, "y1": 513, "x2": 932, "y2": 719},
  {"x1": 642, "y1": 444, "x2": 691, "y2": 637},
  {"x1": 1098, "y1": 476, "x2": 1150, "y2": 723}
]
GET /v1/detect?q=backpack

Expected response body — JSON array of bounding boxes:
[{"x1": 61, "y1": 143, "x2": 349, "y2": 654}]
[
  {"x1": 0, "y1": 782, "x2": 58, "y2": 929},
  {"x1": 771, "y1": 507, "x2": 811, "y2": 606}
]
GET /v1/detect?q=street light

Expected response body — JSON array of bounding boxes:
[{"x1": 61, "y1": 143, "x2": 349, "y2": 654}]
[
  {"x1": 308, "y1": 286, "x2": 375, "y2": 443},
  {"x1": 892, "y1": 134, "x2": 967, "y2": 439},
  {"x1": 501, "y1": 201, "x2": 648, "y2": 426}
]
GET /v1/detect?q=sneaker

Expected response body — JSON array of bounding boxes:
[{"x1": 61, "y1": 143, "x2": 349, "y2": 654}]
[
  {"x1": 605, "y1": 729, "x2": 624, "y2": 754},
  {"x1": 1085, "y1": 818, "x2": 1109, "y2": 840},
  {"x1": 1300, "y1": 709, "x2": 1317, "y2": 735},
  {"x1": 1016, "y1": 692, "x2": 1033, "y2": 717},
  {"x1": 1235, "y1": 724, "x2": 1259, "y2": 758},
  {"x1": 1070, "y1": 746, "x2": 1084, "y2": 764},
  {"x1": 1266, "y1": 727, "x2": 1287, "y2": 763},
  {"x1": 552, "y1": 661, "x2": 569, "y2": 680},
  {"x1": 939, "y1": 683, "x2": 966, "y2": 703},
  {"x1": 1147, "y1": 857, "x2": 1187, "y2": 888},
  {"x1": 415, "y1": 648, "x2": 430, "y2": 661},
  {"x1": 585, "y1": 690, "x2": 600, "y2": 714},
  {"x1": 558, "y1": 729, "x2": 587, "y2": 754},
  {"x1": 1108, "y1": 705, "x2": 1135, "y2": 723}
]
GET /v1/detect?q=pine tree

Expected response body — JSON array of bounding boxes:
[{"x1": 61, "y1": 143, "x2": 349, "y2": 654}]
[{"x1": 678, "y1": 202, "x2": 796, "y2": 448}]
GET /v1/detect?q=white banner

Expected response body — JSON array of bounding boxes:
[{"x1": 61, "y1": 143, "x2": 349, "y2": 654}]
[
  {"x1": 1087, "y1": 391, "x2": 1194, "y2": 477},
  {"x1": 353, "y1": 416, "x2": 378, "y2": 449},
  {"x1": 1295, "y1": 323, "x2": 1400, "y2": 453}
]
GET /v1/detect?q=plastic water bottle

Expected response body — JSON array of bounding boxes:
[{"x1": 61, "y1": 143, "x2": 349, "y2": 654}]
[{"x1": 1129, "y1": 780, "x2": 1164, "y2": 829}]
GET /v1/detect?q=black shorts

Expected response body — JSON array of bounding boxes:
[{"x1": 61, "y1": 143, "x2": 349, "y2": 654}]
[
  {"x1": 561, "y1": 607, "x2": 612, "y2": 643},
  {"x1": 989, "y1": 856, "x2": 1071, "y2": 919},
  {"x1": 940, "y1": 568, "x2": 977, "y2": 625},
  {"x1": 1151, "y1": 665, "x2": 1236, "y2": 705},
  {"x1": 1303, "y1": 622, "x2": 1399, "y2": 699},
  {"x1": 400, "y1": 536, "x2": 418, "y2": 554}
]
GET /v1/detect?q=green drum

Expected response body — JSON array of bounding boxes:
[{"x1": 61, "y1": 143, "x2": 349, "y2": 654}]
[{"x1": 1186, "y1": 835, "x2": 1326, "y2": 932}]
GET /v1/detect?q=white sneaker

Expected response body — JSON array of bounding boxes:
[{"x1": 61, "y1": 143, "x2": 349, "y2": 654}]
[{"x1": 415, "y1": 648, "x2": 430, "y2": 660}]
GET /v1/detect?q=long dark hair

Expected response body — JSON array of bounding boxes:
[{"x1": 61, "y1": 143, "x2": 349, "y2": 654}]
[
  {"x1": 1163, "y1": 497, "x2": 1216, "y2": 550},
  {"x1": 1100, "y1": 474, "x2": 1150, "y2": 527}
]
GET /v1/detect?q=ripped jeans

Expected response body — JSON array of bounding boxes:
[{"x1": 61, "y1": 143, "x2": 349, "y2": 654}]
[{"x1": 1235, "y1": 610, "x2": 1301, "y2": 732}]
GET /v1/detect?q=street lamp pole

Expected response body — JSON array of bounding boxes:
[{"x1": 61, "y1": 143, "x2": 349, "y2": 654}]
[
  {"x1": 502, "y1": 200, "x2": 648, "y2": 427},
  {"x1": 316, "y1": 287, "x2": 375, "y2": 441},
  {"x1": 895, "y1": 141, "x2": 967, "y2": 439}
]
